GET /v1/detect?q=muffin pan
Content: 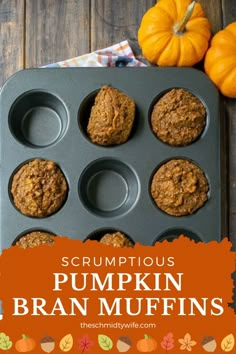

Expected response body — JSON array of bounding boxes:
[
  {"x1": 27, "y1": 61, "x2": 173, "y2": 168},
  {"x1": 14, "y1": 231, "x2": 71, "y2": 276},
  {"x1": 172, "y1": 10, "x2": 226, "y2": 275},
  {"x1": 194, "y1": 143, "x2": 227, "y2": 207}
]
[{"x1": 0, "y1": 67, "x2": 221, "y2": 250}]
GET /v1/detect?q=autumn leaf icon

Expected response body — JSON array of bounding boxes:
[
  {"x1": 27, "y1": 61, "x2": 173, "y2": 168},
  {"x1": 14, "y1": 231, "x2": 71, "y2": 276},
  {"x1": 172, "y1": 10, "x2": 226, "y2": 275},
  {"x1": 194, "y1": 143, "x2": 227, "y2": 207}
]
[
  {"x1": 78, "y1": 335, "x2": 93, "y2": 353},
  {"x1": 178, "y1": 333, "x2": 197, "y2": 351},
  {"x1": 161, "y1": 333, "x2": 174, "y2": 351},
  {"x1": 59, "y1": 334, "x2": 73, "y2": 352},
  {"x1": 0, "y1": 332, "x2": 13, "y2": 351},
  {"x1": 98, "y1": 335, "x2": 113, "y2": 351},
  {"x1": 221, "y1": 334, "x2": 235, "y2": 352}
]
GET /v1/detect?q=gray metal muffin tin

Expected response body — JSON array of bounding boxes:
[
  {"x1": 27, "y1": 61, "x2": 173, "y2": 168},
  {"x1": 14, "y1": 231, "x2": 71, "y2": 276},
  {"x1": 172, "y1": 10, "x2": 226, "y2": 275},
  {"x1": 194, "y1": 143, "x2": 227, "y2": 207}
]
[{"x1": 0, "y1": 67, "x2": 221, "y2": 250}]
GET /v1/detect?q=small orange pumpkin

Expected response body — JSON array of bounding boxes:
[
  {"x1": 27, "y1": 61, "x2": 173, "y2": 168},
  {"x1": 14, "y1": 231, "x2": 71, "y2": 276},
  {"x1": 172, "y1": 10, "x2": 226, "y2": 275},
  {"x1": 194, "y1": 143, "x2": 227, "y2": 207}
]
[
  {"x1": 15, "y1": 334, "x2": 36, "y2": 352},
  {"x1": 204, "y1": 22, "x2": 236, "y2": 98},
  {"x1": 138, "y1": 0, "x2": 211, "y2": 66},
  {"x1": 137, "y1": 335, "x2": 158, "y2": 352}
]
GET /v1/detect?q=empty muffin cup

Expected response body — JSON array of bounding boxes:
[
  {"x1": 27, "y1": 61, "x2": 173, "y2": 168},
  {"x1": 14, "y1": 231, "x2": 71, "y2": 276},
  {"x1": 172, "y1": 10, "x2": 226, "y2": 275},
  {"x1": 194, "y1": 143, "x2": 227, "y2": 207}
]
[
  {"x1": 79, "y1": 158, "x2": 140, "y2": 217},
  {"x1": 9, "y1": 90, "x2": 68, "y2": 148}
]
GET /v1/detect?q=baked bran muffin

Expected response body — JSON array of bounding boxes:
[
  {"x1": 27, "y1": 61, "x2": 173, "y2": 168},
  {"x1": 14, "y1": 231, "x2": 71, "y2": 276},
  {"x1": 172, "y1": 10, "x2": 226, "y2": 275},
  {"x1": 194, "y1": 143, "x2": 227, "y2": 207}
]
[
  {"x1": 151, "y1": 159, "x2": 208, "y2": 216},
  {"x1": 16, "y1": 231, "x2": 55, "y2": 248},
  {"x1": 87, "y1": 85, "x2": 135, "y2": 146},
  {"x1": 100, "y1": 231, "x2": 134, "y2": 248},
  {"x1": 11, "y1": 159, "x2": 68, "y2": 217},
  {"x1": 151, "y1": 88, "x2": 206, "y2": 146}
]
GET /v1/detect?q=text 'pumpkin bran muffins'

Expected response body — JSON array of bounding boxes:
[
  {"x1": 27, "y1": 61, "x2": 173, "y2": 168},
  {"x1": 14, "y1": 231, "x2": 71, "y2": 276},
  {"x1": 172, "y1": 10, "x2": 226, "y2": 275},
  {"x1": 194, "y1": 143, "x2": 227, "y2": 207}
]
[
  {"x1": 151, "y1": 159, "x2": 209, "y2": 216},
  {"x1": 87, "y1": 85, "x2": 135, "y2": 146},
  {"x1": 151, "y1": 88, "x2": 206, "y2": 146},
  {"x1": 11, "y1": 159, "x2": 68, "y2": 217}
]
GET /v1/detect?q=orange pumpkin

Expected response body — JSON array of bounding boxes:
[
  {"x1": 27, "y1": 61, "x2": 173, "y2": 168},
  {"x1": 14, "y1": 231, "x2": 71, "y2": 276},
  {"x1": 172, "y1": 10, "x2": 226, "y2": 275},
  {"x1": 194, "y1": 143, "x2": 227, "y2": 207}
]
[
  {"x1": 15, "y1": 334, "x2": 36, "y2": 352},
  {"x1": 138, "y1": 0, "x2": 211, "y2": 66},
  {"x1": 137, "y1": 335, "x2": 158, "y2": 352},
  {"x1": 204, "y1": 22, "x2": 236, "y2": 98}
]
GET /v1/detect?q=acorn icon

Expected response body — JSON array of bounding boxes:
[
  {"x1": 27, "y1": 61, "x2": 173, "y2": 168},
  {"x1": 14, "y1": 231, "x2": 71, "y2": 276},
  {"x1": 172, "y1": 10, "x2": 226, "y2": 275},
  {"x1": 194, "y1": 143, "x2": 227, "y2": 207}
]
[
  {"x1": 116, "y1": 336, "x2": 132, "y2": 352},
  {"x1": 40, "y1": 336, "x2": 55, "y2": 353},
  {"x1": 201, "y1": 336, "x2": 217, "y2": 352}
]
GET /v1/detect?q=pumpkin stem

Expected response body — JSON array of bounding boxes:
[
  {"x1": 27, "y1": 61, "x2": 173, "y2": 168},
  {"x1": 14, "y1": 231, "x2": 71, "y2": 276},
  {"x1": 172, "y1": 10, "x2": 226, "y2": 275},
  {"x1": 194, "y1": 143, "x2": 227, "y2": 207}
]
[
  {"x1": 22, "y1": 334, "x2": 28, "y2": 340},
  {"x1": 144, "y1": 334, "x2": 150, "y2": 339},
  {"x1": 173, "y1": 1, "x2": 195, "y2": 34}
]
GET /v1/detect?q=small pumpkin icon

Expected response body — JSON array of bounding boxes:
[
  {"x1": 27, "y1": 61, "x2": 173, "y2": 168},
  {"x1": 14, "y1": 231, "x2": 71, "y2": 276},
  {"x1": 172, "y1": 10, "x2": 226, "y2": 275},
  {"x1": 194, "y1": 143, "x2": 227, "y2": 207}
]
[
  {"x1": 15, "y1": 334, "x2": 36, "y2": 352},
  {"x1": 137, "y1": 334, "x2": 157, "y2": 352}
]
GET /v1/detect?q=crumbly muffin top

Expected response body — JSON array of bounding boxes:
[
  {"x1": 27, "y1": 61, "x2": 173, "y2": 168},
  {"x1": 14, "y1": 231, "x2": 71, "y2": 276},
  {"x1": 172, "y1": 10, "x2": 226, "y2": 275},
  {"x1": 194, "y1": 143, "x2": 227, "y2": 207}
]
[
  {"x1": 11, "y1": 159, "x2": 68, "y2": 217},
  {"x1": 87, "y1": 85, "x2": 135, "y2": 146},
  {"x1": 151, "y1": 88, "x2": 206, "y2": 146},
  {"x1": 16, "y1": 231, "x2": 55, "y2": 248},
  {"x1": 151, "y1": 159, "x2": 208, "y2": 216},
  {"x1": 100, "y1": 231, "x2": 134, "y2": 248}
]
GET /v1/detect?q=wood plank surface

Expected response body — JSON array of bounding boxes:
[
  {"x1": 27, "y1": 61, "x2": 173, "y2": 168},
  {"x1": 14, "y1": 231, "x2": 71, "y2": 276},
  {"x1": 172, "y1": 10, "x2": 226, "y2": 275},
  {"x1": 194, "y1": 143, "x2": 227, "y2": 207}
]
[
  {"x1": 222, "y1": 0, "x2": 236, "y2": 25},
  {"x1": 221, "y1": 0, "x2": 236, "y2": 248},
  {"x1": 25, "y1": 0, "x2": 90, "y2": 67},
  {"x1": 227, "y1": 97, "x2": 236, "y2": 246},
  {"x1": 90, "y1": 0, "x2": 155, "y2": 50},
  {"x1": 198, "y1": 0, "x2": 222, "y2": 33},
  {"x1": 198, "y1": 0, "x2": 230, "y2": 239},
  {"x1": 0, "y1": 0, "x2": 24, "y2": 87}
]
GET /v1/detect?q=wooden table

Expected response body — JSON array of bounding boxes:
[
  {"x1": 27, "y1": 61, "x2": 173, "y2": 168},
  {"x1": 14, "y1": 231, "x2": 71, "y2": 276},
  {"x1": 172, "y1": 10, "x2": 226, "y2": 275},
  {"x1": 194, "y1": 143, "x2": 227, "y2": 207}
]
[{"x1": 0, "y1": 0, "x2": 235, "y2": 248}]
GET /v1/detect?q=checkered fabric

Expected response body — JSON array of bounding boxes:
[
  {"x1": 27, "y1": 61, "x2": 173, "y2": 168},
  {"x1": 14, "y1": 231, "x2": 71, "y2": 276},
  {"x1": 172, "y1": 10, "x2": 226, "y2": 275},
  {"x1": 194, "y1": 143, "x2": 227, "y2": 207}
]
[{"x1": 42, "y1": 40, "x2": 147, "y2": 68}]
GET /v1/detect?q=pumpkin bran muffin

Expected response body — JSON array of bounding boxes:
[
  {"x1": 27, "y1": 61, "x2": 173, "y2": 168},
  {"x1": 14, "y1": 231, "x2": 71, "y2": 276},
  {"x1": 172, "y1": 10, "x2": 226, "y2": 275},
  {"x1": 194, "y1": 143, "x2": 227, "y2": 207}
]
[
  {"x1": 87, "y1": 85, "x2": 135, "y2": 146},
  {"x1": 11, "y1": 159, "x2": 68, "y2": 217},
  {"x1": 151, "y1": 88, "x2": 206, "y2": 146},
  {"x1": 151, "y1": 159, "x2": 208, "y2": 216},
  {"x1": 100, "y1": 231, "x2": 134, "y2": 248},
  {"x1": 16, "y1": 231, "x2": 55, "y2": 248}
]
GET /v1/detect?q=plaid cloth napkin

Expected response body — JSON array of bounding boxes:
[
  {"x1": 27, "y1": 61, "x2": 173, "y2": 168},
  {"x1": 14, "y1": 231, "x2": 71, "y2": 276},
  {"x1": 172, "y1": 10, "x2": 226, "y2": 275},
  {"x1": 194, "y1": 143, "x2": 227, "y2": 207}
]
[{"x1": 42, "y1": 40, "x2": 147, "y2": 68}]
